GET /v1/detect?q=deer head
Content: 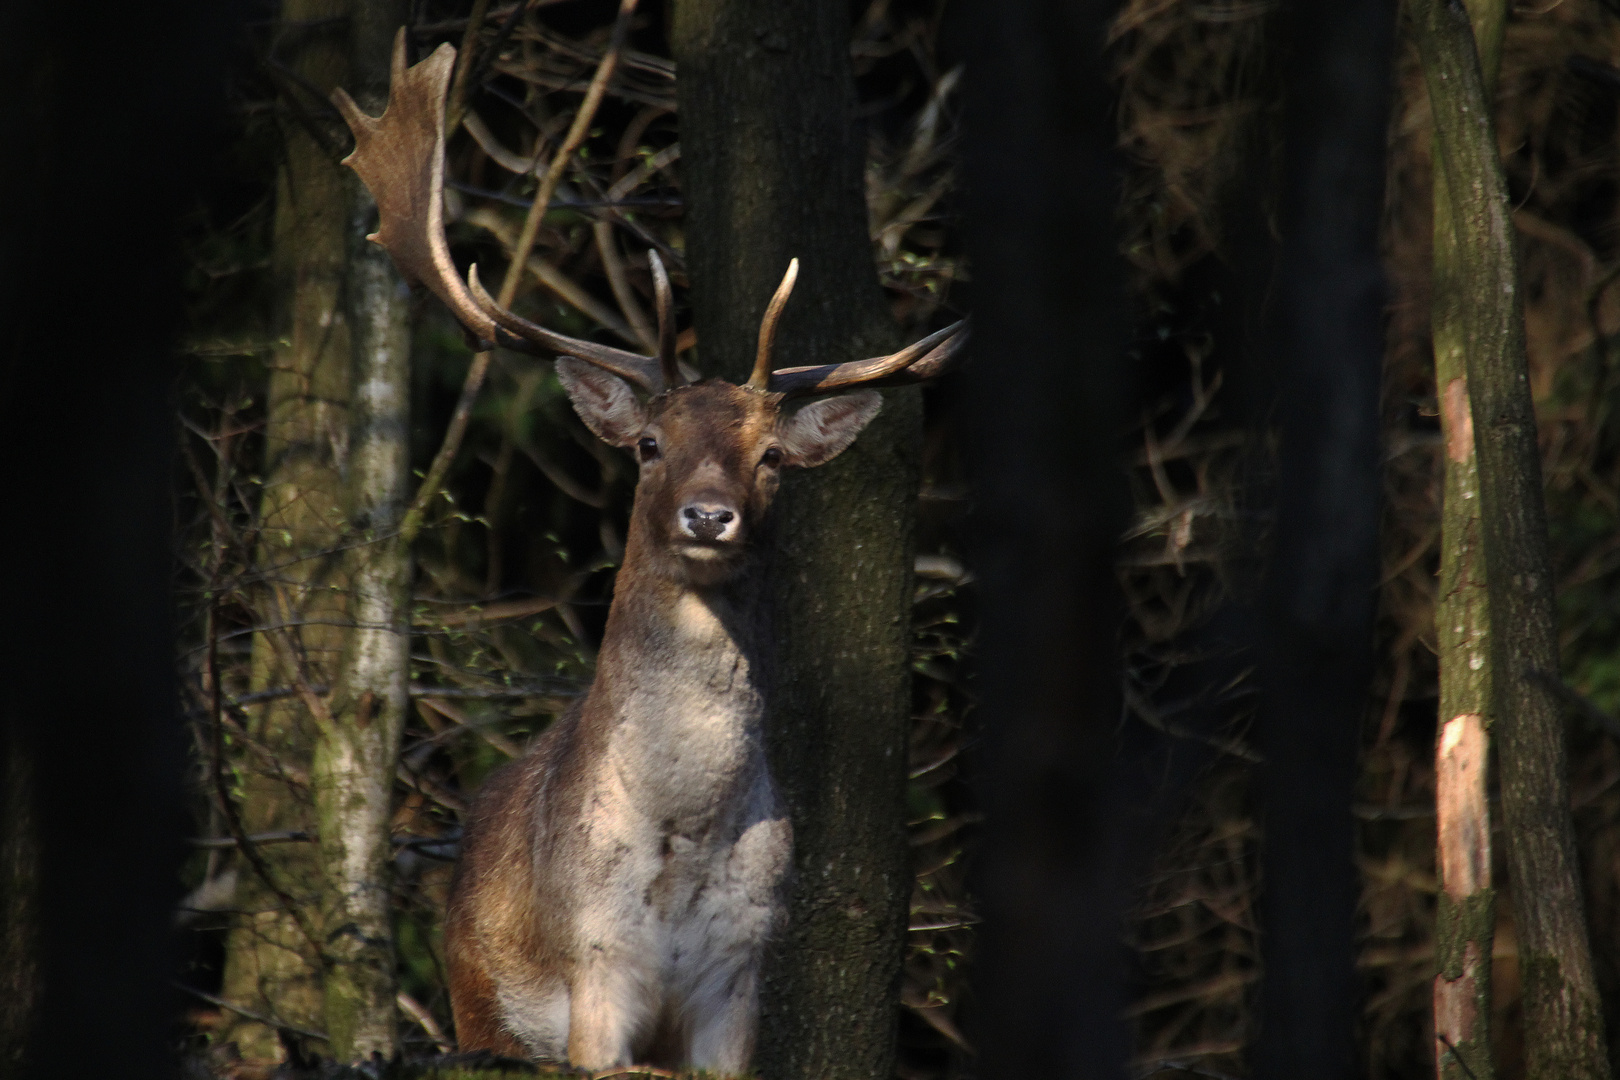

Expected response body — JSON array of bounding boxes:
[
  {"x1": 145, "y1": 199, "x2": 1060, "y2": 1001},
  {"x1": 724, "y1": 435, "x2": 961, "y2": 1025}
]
[{"x1": 332, "y1": 33, "x2": 965, "y2": 586}]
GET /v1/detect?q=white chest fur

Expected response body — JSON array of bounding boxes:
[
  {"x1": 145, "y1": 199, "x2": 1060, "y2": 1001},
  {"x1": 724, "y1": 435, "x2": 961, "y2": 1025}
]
[{"x1": 514, "y1": 586, "x2": 790, "y2": 1071}]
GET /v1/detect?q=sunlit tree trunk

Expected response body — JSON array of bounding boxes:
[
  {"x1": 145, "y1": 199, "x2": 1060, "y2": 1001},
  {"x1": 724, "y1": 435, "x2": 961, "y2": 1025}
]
[
  {"x1": 219, "y1": 0, "x2": 353, "y2": 1058},
  {"x1": 1429, "y1": 3, "x2": 1505, "y2": 1077},
  {"x1": 1414, "y1": 1, "x2": 1610, "y2": 1075},
  {"x1": 671, "y1": 4, "x2": 919, "y2": 1078},
  {"x1": 315, "y1": 0, "x2": 412, "y2": 1059}
]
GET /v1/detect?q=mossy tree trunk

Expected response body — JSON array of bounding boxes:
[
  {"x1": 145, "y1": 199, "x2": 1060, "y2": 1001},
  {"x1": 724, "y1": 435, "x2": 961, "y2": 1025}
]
[
  {"x1": 315, "y1": 0, "x2": 413, "y2": 1059},
  {"x1": 671, "y1": 4, "x2": 920, "y2": 1079},
  {"x1": 1429, "y1": 3, "x2": 1505, "y2": 1077},
  {"x1": 219, "y1": 0, "x2": 354, "y2": 1058},
  {"x1": 1414, "y1": 1, "x2": 1610, "y2": 1075}
]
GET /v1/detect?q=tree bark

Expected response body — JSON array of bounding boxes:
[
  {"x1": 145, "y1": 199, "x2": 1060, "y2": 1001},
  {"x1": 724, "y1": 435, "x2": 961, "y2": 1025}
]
[
  {"x1": 670, "y1": 5, "x2": 919, "y2": 1079},
  {"x1": 957, "y1": 1, "x2": 1135, "y2": 1077},
  {"x1": 1250, "y1": 4, "x2": 1394, "y2": 1078},
  {"x1": 0, "y1": 722, "x2": 39, "y2": 1072},
  {"x1": 315, "y1": 0, "x2": 413, "y2": 1059},
  {"x1": 1413, "y1": 1, "x2": 1610, "y2": 1076},
  {"x1": 219, "y1": 0, "x2": 353, "y2": 1058},
  {"x1": 1429, "y1": 4, "x2": 1505, "y2": 1078}
]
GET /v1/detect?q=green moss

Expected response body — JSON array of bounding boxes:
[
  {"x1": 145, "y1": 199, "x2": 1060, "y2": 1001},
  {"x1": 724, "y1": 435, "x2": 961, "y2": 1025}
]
[{"x1": 1434, "y1": 888, "x2": 1495, "y2": 981}]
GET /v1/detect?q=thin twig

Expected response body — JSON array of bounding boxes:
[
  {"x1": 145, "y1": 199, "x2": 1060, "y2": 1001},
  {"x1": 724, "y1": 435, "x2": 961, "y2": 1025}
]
[
  {"x1": 425, "y1": 594, "x2": 562, "y2": 627},
  {"x1": 1528, "y1": 668, "x2": 1620, "y2": 740},
  {"x1": 1437, "y1": 1034, "x2": 1482, "y2": 1080},
  {"x1": 397, "y1": 990, "x2": 455, "y2": 1053},
  {"x1": 463, "y1": 204, "x2": 642, "y2": 344},
  {"x1": 462, "y1": 110, "x2": 546, "y2": 175},
  {"x1": 445, "y1": 0, "x2": 494, "y2": 135},
  {"x1": 450, "y1": 178, "x2": 681, "y2": 209},
  {"x1": 259, "y1": 608, "x2": 335, "y2": 728},
  {"x1": 206, "y1": 551, "x2": 323, "y2": 962},
  {"x1": 594, "y1": 219, "x2": 656, "y2": 351},
  {"x1": 189, "y1": 830, "x2": 312, "y2": 849},
  {"x1": 517, "y1": 433, "x2": 613, "y2": 508},
  {"x1": 396, "y1": 760, "x2": 468, "y2": 815},
  {"x1": 173, "y1": 981, "x2": 329, "y2": 1043},
  {"x1": 261, "y1": 55, "x2": 346, "y2": 160},
  {"x1": 418, "y1": 696, "x2": 524, "y2": 758},
  {"x1": 464, "y1": 0, "x2": 536, "y2": 109}
]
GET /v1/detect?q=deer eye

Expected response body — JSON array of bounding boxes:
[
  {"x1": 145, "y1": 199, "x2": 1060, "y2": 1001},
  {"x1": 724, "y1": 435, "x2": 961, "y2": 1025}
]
[
  {"x1": 761, "y1": 446, "x2": 784, "y2": 469},
  {"x1": 637, "y1": 436, "x2": 659, "y2": 462}
]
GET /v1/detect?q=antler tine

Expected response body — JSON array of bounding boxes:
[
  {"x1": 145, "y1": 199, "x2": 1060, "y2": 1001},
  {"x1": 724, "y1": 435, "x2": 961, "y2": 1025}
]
[
  {"x1": 747, "y1": 259, "x2": 799, "y2": 391},
  {"x1": 333, "y1": 29, "x2": 666, "y2": 394},
  {"x1": 767, "y1": 320, "x2": 968, "y2": 397},
  {"x1": 649, "y1": 250, "x2": 682, "y2": 389}
]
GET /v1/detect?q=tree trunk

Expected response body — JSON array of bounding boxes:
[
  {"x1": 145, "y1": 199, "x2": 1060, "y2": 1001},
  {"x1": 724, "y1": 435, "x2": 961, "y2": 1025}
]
[
  {"x1": 956, "y1": 2, "x2": 1134, "y2": 1077},
  {"x1": 0, "y1": 4, "x2": 230, "y2": 1075},
  {"x1": 219, "y1": 0, "x2": 353, "y2": 1058},
  {"x1": 315, "y1": 0, "x2": 413, "y2": 1059},
  {"x1": 0, "y1": 725, "x2": 38, "y2": 1072},
  {"x1": 1249, "y1": 5, "x2": 1394, "y2": 1078},
  {"x1": 1413, "y1": 1, "x2": 1610, "y2": 1075},
  {"x1": 1429, "y1": 3, "x2": 1505, "y2": 1077},
  {"x1": 670, "y1": 5, "x2": 919, "y2": 1079}
]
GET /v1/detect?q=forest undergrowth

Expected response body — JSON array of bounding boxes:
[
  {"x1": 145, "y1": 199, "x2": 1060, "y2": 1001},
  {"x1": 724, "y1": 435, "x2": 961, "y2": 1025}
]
[{"x1": 173, "y1": 1, "x2": 1620, "y2": 1078}]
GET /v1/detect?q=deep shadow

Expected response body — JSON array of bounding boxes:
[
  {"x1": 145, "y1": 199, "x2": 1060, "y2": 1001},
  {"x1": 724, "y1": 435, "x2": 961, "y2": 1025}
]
[{"x1": 0, "y1": 3, "x2": 240, "y2": 1076}]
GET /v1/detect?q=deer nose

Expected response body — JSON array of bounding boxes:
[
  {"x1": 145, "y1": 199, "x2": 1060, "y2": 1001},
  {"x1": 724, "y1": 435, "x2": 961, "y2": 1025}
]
[{"x1": 681, "y1": 503, "x2": 737, "y2": 543}]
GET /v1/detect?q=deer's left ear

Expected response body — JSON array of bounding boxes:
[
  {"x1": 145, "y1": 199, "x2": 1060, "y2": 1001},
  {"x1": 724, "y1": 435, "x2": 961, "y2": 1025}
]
[{"x1": 777, "y1": 391, "x2": 882, "y2": 468}]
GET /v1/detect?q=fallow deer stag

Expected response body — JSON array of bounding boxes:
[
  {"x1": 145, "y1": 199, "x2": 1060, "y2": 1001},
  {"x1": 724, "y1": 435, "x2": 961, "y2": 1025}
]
[{"x1": 334, "y1": 33, "x2": 965, "y2": 1072}]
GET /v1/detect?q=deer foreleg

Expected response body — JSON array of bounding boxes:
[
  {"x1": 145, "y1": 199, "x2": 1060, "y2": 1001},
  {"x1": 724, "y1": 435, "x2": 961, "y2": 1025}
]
[
  {"x1": 566, "y1": 955, "x2": 653, "y2": 1069},
  {"x1": 686, "y1": 962, "x2": 760, "y2": 1075}
]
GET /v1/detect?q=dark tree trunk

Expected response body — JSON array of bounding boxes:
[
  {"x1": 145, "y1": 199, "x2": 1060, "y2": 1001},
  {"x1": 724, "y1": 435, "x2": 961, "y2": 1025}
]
[
  {"x1": 1249, "y1": 4, "x2": 1395, "y2": 1079},
  {"x1": 956, "y1": 1, "x2": 1135, "y2": 1077},
  {"x1": 0, "y1": 2, "x2": 232, "y2": 1076},
  {"x1": 671, "y1": 4, "x2": 920, "y2": 1079},
  {"x1": 1414, "y1": 1, "x2": 1611, "y2": 1074}
]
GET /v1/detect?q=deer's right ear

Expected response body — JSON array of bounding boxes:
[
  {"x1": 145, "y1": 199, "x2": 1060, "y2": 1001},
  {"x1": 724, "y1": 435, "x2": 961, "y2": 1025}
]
[{"x1": 556, "y1": 358, "x2": 647, "y2": 447}]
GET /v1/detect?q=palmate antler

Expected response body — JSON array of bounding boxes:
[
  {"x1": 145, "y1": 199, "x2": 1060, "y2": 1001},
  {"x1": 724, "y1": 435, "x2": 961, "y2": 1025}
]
[{"x1": 333, "y1": 31, "x2": 967, "y2": 398}]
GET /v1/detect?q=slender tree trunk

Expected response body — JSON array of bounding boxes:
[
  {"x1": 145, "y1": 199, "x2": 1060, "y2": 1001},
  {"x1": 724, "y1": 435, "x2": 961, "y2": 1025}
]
[
  {"x1": 315, "y1": 0, "x2": 413, "y2": 1059},
  {"x1": 957, "y1": 1, "x2": 1134, "y2": 1077},
  {"x1": 1414, "y1": 2, "x2": 1610, "y2": 1076},
  {"x1": 671, "y1": 5, "x2": 919, "y2": 1078},
  {"x1": 1429, "y1": 3, "x2": 1505, "y2": 1077},
  {"x1": 219, "y1": 0, "x2": 353, "y2": 1058},
  {"x1": 1250, "y1": 4, "x2": 1394, "y2": 1078}
]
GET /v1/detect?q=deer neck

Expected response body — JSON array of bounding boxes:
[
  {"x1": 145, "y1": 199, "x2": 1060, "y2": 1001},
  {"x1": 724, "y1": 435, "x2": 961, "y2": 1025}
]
[{"x1": 587, "y1": 522, "x2": 773, "y2": 824}]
